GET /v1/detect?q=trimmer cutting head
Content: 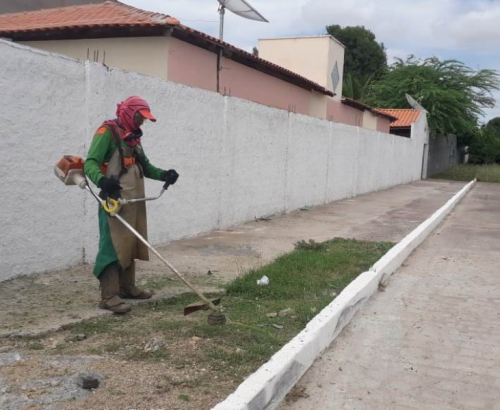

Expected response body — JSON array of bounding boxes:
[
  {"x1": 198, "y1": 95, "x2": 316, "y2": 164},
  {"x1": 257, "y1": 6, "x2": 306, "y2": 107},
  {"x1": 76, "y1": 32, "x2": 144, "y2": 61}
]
[
  {"x1": 183, "y1": 298, "x2": 221, "y2": 316},
  {"x1": 207, "y1": 313, "x2": 227, "y2": 325},
  {"x1": 184, "y1": 298, "x2": 226, "y2": 326}
]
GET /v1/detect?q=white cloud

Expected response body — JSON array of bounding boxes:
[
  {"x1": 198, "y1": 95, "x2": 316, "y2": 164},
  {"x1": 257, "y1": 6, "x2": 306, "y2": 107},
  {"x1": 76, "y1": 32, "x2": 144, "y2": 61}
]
[
  {"x1": 122, "y1": 0, "x2": 500, "y2": 115},
  {"x1": 447, "y1": 5, "x2": 500, "y2": 48}
]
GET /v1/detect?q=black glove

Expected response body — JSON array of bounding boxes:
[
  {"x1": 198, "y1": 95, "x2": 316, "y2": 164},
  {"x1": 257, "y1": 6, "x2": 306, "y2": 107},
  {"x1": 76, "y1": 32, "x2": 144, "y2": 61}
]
[
  {"x1": 163, "y1": 169, "x2": 179, "y2": 189},
  {"x1": 99, "y1": 176, "x2": 122, "y2": 200}
]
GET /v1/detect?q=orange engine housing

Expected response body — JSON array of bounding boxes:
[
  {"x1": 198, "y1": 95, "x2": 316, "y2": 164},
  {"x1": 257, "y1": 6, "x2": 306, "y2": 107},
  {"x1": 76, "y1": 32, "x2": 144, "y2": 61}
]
[{"x1": 56, "y1": 155, "x2": 85, "y2": 177}]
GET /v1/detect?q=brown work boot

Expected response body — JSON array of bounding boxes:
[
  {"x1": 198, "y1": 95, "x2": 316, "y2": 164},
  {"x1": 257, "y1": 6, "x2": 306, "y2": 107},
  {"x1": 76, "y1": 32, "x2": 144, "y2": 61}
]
[
  {"x1": 99, "y1": 264, "x2": 132, "y2": 314},
  {"x1": 119, "y1": 261, "x2": 153, "y2": 300}
]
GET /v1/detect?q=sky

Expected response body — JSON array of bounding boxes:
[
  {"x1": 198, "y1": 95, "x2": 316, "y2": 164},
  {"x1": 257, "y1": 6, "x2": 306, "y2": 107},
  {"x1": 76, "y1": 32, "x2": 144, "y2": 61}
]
[{"x1": 122, "y1": 0, "x2": 500, "y2": 122}]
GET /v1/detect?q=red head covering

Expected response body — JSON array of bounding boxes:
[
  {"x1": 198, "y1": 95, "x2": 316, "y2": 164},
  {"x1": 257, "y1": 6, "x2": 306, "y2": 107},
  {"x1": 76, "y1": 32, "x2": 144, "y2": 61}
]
[
  {"x1": 104, "y1": 96, "x2": 156, "y2": 147},
  {"x1": 116, "y1": 96, "x2": 156, "y2": 133}
]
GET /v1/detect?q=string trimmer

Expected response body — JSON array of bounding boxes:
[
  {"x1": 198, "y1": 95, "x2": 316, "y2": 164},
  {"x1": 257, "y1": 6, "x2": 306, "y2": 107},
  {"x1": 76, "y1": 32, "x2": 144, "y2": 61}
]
[{"x1": 54, "y1": 155, "x2": 226, "y2": 325}]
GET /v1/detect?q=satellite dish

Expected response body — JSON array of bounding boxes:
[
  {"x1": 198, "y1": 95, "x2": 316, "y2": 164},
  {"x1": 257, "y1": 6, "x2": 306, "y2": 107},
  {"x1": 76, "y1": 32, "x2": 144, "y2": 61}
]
[
  {"x1": 217, "y1": 0, "x2": 269, "y2": 40},
  {"x1": 406, "y1": 93, "x2": 429, "y2": 113}
]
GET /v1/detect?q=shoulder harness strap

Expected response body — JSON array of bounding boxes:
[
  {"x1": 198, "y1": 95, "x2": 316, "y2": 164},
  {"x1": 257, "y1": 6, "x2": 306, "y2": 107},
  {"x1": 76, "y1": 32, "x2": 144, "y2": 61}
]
[{"x1": 105, "y1": 124, "x2": 127, "y2": 178}]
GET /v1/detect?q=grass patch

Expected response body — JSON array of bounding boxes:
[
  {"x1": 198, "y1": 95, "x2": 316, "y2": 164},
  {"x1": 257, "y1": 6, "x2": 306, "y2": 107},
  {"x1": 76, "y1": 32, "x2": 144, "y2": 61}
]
[
  {"x1": 432, "y1": 164, "x2": 500, "y2": 183},
  {"x1": 179, "y1": 394, "x2": 190, "y2": 402},
  {"x1": 41, "y1": 238, "x2": 392, "y2": 384}
]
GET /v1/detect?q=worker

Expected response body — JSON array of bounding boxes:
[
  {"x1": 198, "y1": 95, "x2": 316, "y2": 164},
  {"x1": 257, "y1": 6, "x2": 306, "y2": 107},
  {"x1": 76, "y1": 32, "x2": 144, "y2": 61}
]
[{"x1": 84, "y1": 96, "x2": 179, "y2": 314}]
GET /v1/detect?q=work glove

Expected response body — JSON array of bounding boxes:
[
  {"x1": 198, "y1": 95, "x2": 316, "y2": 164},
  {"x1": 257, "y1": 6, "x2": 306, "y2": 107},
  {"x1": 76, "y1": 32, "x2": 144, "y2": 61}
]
[
  {"x1": 99, "y1": 176, "x2": 122, "y2": 200},
  {"x1": 163, "y1": 169, "x2": 179, "y2": 189}
]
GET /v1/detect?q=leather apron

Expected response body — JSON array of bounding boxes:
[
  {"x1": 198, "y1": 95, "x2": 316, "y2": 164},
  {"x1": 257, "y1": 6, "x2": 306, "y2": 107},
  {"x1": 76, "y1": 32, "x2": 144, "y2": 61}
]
[{"x1": 105, "y1": 144, "x2": 149, "y2": 270}]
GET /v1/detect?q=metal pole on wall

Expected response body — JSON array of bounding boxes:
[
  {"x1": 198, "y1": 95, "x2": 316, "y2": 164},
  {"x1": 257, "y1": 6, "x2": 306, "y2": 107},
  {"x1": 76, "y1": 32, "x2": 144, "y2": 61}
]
[{"x1": 219, "y1": 6, "x2": 225, "y2": 40}]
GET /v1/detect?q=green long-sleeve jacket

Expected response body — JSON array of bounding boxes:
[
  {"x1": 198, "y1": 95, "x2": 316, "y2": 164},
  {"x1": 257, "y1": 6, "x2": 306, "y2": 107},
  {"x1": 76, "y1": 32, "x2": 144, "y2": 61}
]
[{"x1": 84, "y1": 126, "x2": 165, "y2": 186}]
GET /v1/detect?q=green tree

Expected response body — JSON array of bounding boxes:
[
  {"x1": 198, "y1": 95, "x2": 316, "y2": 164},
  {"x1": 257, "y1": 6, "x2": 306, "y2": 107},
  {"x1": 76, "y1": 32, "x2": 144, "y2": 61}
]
[
  {"x1": 326, "y1": 24, "x2": 387, "y2": 98},
  {"x1": 487, "y1": 117, "x2": 500, "y2": 135},
  {"x1": 342, "y1": 72, "x2": 375, "y2": 101},
  {"x1": 470, "y1": 122, "x2": 500, "y2": 164},
  {"x1": 366, "y1": 56, "x2": 500, "y2": 142}
]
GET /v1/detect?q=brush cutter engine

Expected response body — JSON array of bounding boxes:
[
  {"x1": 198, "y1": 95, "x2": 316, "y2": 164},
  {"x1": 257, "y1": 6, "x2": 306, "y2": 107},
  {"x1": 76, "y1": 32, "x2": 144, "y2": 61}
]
[{"x1": 54, "y1": 155, "x2": 87, "y2": 189}]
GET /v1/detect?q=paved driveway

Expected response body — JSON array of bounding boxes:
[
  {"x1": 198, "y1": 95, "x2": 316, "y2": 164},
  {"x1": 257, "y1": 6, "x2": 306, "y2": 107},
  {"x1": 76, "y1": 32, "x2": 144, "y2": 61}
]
[{"x1": 282, "y1": 182, "x2": 500, "y2": 410}]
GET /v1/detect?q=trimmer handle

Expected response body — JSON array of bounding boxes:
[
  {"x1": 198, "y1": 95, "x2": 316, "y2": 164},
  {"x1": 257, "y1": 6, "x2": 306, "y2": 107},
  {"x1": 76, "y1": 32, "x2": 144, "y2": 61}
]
[{"x1": 163, "y1": 181, "x2": 172, "y2": 190}]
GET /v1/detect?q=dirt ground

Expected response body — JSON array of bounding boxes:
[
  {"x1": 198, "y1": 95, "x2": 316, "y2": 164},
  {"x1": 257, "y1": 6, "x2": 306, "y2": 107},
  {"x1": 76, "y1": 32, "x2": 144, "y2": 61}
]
[{"x1": 0, "y1": 180, "x2": 466, "y2": 409}]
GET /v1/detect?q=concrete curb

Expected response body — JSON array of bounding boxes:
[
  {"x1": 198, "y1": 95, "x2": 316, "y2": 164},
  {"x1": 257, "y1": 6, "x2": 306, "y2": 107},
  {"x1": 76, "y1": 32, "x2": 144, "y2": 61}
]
[{"x1": 212, "y1": 180, "x2": 476, "y2": 410}]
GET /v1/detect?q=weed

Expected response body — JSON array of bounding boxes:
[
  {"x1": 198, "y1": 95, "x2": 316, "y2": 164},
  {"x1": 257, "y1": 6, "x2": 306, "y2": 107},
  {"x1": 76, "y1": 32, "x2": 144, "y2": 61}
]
[
  {"x1": 26, "y1": 341, "x2": 44, "y2": 350},
  {"x1": 179, "y1": 394, "x2": 190, "y2": 402},
  {"x1": 37, "y1": 238, "x2": 392, "y2": 385},
  {"x1": 431, "y1": 164, "x2": 500, "y2": 183},
  {"x1": 294, "y1": 239, "x2": 328, "y2": 252},
  {"x1": 144, "y1": 276, "x2": 174, "y2": 291}
]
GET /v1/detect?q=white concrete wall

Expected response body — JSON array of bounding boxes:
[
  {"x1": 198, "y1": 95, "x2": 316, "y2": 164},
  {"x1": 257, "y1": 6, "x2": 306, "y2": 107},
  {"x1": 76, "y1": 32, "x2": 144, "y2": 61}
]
[{"x1": 0, "y1": 40, "x2": 426, "y2": 282}]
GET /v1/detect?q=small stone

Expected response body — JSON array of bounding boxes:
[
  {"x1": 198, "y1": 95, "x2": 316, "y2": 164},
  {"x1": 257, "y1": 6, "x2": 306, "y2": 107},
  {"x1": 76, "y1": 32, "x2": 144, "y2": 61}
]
[
  {"x1": 75, "y1": 334, "x2": 87, "y2": 341},
  {"x1": 278, "y1": 308, "x2": 294, "y2": 317},
  {"x1": 266, "y1": 312, "x2": 278, "y2": 318},
  {"x1": 271, "y1": 324, "x2": 284, "y2": 330},
  {"x1": 76, "y1": 373, "x2": 100, "y2": 390},
  {"x1": 330, "y1": 292, "x2": 338, "y2": 298},
  {"x1": 1, "y1": 386, "x2": 11, "y2": 394},
  {"x1": 50, "y1": 380, "x2": 60, "y2": 387},
  {"x1": 235, "y1": 348, "x2": 243, "y2": 354},
  {"x1": 144, "y1": 338, "x2": 165, "y2": 352},
  {"x1": 207, "y1": 270, "x2": 213, "y2": 276},
  {"x1": 310, "y1": 307, "x2": 317, "y2": 313}
]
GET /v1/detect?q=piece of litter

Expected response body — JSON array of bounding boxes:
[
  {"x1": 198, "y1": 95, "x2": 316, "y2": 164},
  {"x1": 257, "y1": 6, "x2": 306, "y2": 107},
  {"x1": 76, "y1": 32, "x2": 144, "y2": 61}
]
[
  {"x1": 257, "y1": 275, "x2": 270, "y2": 286},
  {"x1": 266, "y1": 312, "x2": 278, "y2": 318},
  {"x1": 278, "y1": 308, "x2": 294, "y2": 317},
  {"x1": 271, "y1": 324, "x2": 284, "y2": 330}
]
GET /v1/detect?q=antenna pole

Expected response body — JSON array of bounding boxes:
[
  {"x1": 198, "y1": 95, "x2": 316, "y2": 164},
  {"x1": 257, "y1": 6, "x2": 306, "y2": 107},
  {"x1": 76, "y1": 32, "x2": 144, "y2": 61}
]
[{"x1": 219, "y1": 5, "x2": 225, "y2": 40}]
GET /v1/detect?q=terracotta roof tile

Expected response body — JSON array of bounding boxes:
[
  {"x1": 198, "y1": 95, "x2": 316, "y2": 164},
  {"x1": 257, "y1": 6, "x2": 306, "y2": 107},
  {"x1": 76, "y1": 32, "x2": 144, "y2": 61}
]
[
  {"x1": 0, "y1": 1, "x2": 169, "y2": 33},
  {"x1": 377, "y1": 109, "x2": 421, "y2": 128}
]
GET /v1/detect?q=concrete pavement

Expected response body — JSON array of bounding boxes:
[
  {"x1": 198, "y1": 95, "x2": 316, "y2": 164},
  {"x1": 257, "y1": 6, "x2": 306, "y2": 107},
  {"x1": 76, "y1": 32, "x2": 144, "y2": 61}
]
[{"x1": 282, "y1": 182, "x2": 500, "y2": 410}]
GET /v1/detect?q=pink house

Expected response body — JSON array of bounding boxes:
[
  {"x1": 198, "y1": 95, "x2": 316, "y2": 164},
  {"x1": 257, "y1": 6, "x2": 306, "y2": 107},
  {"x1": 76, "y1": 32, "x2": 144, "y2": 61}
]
[{"x1": 0, "y1": 1, "x2": 396, "y2": 130}]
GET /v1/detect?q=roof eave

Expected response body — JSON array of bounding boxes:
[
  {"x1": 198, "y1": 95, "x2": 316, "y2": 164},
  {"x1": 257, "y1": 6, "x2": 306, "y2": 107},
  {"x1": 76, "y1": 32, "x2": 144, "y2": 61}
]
[
  {"x1": 341, "y1": 97, "x2": 397, "y2": 121},
  {"x1": 0, "y1": 24, "x2": 167, "y2": 41}
]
